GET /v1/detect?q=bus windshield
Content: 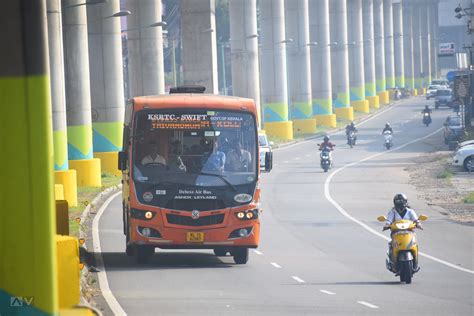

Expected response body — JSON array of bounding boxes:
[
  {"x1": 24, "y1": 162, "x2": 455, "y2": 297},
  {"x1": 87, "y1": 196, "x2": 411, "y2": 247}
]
[{"x1": 132, "y1": 109, "x2": 257, "y2": 188}]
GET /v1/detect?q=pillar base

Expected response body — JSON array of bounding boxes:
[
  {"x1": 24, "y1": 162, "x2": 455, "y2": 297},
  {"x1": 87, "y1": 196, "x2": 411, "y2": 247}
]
[
  {"x1": 351, "y1": 100, "x2": 370, "y2": 113},
  {"x1": 417, "y1": 88, "x2": 426, "y2": 95},
  {"x1": 94, "y1": 151, "x2": 121, "y2": 177},
  {"x1": 54, "y1": 184, "x2": 64, "y2": 200},
  {"x1": 388, "y1": 90, "x2": 395, "y2": 101},
  {"x1": 367, "y1": 96, "x2": 380, "y2": 108},
  {"x1": 54, "y1": 169, "x2": 78, "y2": 207},
  {"x1": 335, "y1": 107, "x2": 354, "y2": 121},
  {"x1": 263, "y1": 121, "x2": 293, "y2": 140},
  {"x1": 292, "y1": 118, "x2": 317, "y2": 135},
  {"x1": 412, "y1": 89, "x2": 418, "y2": 96},
  {"x1": 378, "y1": 91, "x2": 390, "y2": 105},
  {"x1": 314, "y1": 114, "x2": 336, "y2": 127},
  {"x1": 69, "y1": 158, "x2": 102, "y2": 188}
]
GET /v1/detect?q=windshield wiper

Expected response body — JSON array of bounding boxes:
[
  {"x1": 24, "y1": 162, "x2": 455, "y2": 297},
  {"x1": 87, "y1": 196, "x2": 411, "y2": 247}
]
[{"x1": 191, "y1": 172, "x2": 237, "y2": 192}]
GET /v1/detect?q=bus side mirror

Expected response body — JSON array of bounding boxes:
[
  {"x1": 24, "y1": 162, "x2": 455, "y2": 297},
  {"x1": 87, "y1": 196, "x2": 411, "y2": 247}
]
[
  {"x1": 265, "y1": 152, "x2": 273, "y2": 172},
  {"x1": 118, "y1": 151, "x2": 128, "y2": 171}
]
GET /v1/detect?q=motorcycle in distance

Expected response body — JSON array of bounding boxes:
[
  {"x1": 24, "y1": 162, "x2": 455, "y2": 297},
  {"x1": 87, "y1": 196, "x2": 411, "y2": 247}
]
[
  {"x1": 347, "y1": 131, "x2": 356, "y2": 148},
  {"x1": 383, "y1": 130, "x2": 393, "y2": 150},
  {"x1": 377, "y1": 214, "x2": 428, "y2": 284},
  {"x1": 422, "y1": 112, "x2": 432, "y2": 127},
  {"x1": 317, "y1": 144, "x2": 334, "y2": 172}
]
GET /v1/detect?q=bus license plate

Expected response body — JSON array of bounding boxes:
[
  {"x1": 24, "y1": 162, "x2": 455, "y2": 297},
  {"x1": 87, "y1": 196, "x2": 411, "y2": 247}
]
[{"x1": 186, "y1": 232, "x2": 204, "y2": 242}]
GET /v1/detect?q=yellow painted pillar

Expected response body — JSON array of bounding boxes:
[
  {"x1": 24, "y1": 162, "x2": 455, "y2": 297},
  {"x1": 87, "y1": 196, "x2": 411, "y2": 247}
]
[{"x1": 0, "y1": 1, "x2": 58, "y2": 314}]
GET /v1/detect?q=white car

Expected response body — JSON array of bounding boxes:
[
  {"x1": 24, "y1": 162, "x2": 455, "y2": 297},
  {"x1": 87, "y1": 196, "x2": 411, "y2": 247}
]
[
  {"x1": 258, "y1": 132, "x2": 273, "y2": 170},
  {"x1": 457, "y1": 139, "x2": 474, "y2": 149},
  {"x1": 452, "y1": 144, "x2": 474, "y2": 171},
  {"x1": 426, "y1": 84, "x2": 441, "y2": 99},
  {"x1": 431, "y1": 79, "x2": 450, "y2": 88}
]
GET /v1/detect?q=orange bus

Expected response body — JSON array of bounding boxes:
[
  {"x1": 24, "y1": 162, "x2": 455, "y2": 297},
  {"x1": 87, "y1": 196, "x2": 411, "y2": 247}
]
[{"x1": 118, "y1": 86, "x2": 272, "y2": 264}]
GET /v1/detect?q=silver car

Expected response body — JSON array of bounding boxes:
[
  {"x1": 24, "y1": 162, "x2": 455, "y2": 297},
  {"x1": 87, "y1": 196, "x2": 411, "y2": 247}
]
[{"x1": 258, "y1": 133, "x2": 273, "y2": 170}]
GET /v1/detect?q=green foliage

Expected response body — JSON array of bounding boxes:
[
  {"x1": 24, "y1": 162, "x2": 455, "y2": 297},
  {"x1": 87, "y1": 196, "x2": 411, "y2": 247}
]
[
  {"x1": 437, "y1": 170, "x2": 453, "y2": 179},
  {"x1": 463, "y1": 192, "x2": 474, "y2": 204}
]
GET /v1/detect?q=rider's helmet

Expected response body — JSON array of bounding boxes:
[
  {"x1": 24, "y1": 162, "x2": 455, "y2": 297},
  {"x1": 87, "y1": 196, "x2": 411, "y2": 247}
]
[
  {"x1": 323, "y1": 136, "x2": 330, "y2": 142},
  {"x1": 393, "y1": 193, "x2": 408, "y2": 213},
  {"x1": 385, "y1": 123, "x2": 390, "y2": 128},
  {"x1": 350, "y1": 122, "x2": 355, "y2": 127}
]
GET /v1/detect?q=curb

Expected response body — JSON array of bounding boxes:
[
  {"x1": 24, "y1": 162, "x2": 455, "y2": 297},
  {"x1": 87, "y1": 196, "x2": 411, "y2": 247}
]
[{"x1": 79, "y1": 184, "x2": 122, "y2": 239}]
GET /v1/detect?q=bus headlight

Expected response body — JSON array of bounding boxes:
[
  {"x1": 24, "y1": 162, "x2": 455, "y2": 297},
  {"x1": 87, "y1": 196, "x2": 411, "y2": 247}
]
[{"x1": 235, "y1": 209, "x2": 258, "y2": 220}]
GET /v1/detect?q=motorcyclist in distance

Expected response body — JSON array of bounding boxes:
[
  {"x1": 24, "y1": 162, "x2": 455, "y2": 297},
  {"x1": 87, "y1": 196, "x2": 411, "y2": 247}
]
[
  {"x1": 319, "y1": 136, "x2": 335, "y2": 151},
  {"x1": 422, "y1": 105, "x2": 432, "y2": 114},
  {"x1": 382, "y1": 123, "x2": 393, "y2": 134},
  {"x1": 345, "y1": 122, "x2": 358, "y2": 144}
]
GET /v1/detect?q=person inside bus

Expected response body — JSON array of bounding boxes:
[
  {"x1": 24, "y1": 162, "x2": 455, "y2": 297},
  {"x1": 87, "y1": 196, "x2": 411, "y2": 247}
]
[
  {"x1": 141, "y1": 141, "x2": 167, "y2": 165},
  {"x1": 168, "y1": 140, "x2": 186, "y2": 171},
  {"x1": 201, "y1": 139, "x2": 226, "y2": 172},
  {"x1": 226, "y1": 140, "x2": 252, "y2": 171}
]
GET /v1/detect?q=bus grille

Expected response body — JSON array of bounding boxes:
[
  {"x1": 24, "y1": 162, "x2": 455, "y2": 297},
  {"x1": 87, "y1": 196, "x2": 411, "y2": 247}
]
[
  {"x1": 166, "y1": 214, "x2": 225, "y2": 226},
  {"x1": 165, "y1": 199, "x2": 226, "y2": 211}
]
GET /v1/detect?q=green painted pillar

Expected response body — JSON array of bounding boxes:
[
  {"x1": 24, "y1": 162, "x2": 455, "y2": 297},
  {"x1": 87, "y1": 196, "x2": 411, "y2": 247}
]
[{"x1": 0, "y1": 0, "x2": 59, "y2": 315}]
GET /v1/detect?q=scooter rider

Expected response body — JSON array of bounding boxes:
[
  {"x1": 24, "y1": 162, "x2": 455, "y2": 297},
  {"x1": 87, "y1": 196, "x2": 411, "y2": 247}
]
[
  {"x1": 382, "y1": 123, "x2": 393, "y2": 134},
  {"x1": 383, "y1": 193, "x2": 422, "y2": 269},
  {"x1": 345, "y1": 122, "x2": 358, "y2": 144},
  {"x1": 422, "y1": 105, "x2": 432, "y2": 114},
  {"x1": 319, "y1": 136, "x2": 335, "y2": 151}
]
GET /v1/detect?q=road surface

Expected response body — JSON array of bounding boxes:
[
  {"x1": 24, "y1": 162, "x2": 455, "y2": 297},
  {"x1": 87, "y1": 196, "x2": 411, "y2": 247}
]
[{"x1": 95, "y1": 97, "x2": 473, "y2": 315}]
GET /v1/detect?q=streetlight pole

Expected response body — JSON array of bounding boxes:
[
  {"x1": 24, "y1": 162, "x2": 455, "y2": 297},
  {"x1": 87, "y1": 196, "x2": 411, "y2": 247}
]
[
  {"x1": 220, "y1": 42, "x2": 227, "y2": 95},
  {"x1": 172, "y1": 37, "x2": 177, "y2": 87}
]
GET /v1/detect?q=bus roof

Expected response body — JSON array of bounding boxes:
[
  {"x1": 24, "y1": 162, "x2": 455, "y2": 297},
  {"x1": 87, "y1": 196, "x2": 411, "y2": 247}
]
[{"x1": 132, "y1": 94, "x2": 257, "y2": 114}]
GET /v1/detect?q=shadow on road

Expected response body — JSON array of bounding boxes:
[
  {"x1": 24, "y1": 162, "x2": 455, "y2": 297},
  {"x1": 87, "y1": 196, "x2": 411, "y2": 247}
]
[{"x1": 97, "y1": 251, "x2": 236, "y2": 272}]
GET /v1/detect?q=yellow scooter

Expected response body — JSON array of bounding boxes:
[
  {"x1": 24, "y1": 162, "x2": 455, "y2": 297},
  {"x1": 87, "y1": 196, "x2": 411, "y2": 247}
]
[{"x1": 377, "y1": 215, "x2": 428, "y2": 284}]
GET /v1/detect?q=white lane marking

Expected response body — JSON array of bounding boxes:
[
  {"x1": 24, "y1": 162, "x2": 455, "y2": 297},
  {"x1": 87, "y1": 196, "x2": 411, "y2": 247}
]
[
  {"x1": 357, "y1": 301, "x2": 379, "y2": 309},
  {"x1": 92, "y1": 192, "x2": 127, "y2": 316},
  {"x1": 295, "y1": 157, "x2": 300, "y2": 160},
  {"x1": 292, "y1": 276, "x2": 305, "y2": 283},
  {"x1": 254, "y1": 250, "x2": 263, "y2": 255},
  {"x1": 324, "y1": 127, "x2": 474, "y2": 275},
  {"x1": 270, "y1": 262, "x2": 282, "y2": 268},
  {"x1": 320, "y1": 290, "x2": 336, "y2": 295},
  {"x1": 283, "y1": 160, "x2": 289, "y2": 163}
]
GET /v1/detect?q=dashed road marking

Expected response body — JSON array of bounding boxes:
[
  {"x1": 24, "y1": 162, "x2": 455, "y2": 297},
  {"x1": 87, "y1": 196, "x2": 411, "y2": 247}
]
[
  {"x1": 284, "y1": 160, "x2": 289, "y2": 163},
  {"x1": 357, "y1": 301, "x2": 379, "y2": 309},
  {"x1": 270, "y1": 262, "x2": 282, "y2": 268},
  {"x1": 253, "y1": 250, "x2": 263, "y2": 255},
  {"x1": 319, "y1": 290, "x2": 336, "y2": 295},
  {"x1": 295, "y1": 157, "x2": 300, "y2": 160},
  {"x1": 292, "y1": 276, "x2": 305, "y2": 283}
]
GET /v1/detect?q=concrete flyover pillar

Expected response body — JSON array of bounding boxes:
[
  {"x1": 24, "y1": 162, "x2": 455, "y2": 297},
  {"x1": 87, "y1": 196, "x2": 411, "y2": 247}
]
[
  {"x1": 181, "y1": 0, "x2": 218, "y2": 94},
  {"x1": 87, "y1": 0, "x2": 125, "y2": 177},
  {"x1": 403, "y1": 0, "x2": 415, "y2": 93},
  {"x1": 126, "y1": 0, "x2": 165, "y2": 96},
  {"x1": 0, "y1": 1, "x2": 60, "y2": 314},
  {"x1": 330, "y1": 0, "x2": 354, "y2": 121},
  {"x1": 412, "y1": 3, "x2": 424, "y2": 94},
  {"x1": 47, "y1": 0, "x2": 77, "y2": 206},
  {"x1": 420, "y1": 1, "x2": 431, "y2": 88},
  {"x1": 229, "y1": 0, "x2": 261, "y2": 126},
  {"x1": 62, "y1": 0, "x2": 101, "y2": 187},
  {"x1": 348, "y1": 0, "x2": 369, "y2": 114},
  {"x1": 285, "y1": 0, "x2": 317, "y2": 134},
  {"x1": 373, "y1": 0, "x2": 389, "y2": 104},
  {"x1": 309, "y1": 0, "x2": 336, "y2": 127},
  {"x1": 393, "y1": 1, "x2": 404, "y2": 89},
  {"x1": 259, "y1": 0, "x2": 293, "y2": 139},
  {"x1": 383, "y1": 0, "x2": 395, "y2": 91},
  {"x1": 362, "y1": 0, "x2": 380, "y2": 109},
  {"x1": 430, "y1": 1, "x2": 439, "y2": 79}
]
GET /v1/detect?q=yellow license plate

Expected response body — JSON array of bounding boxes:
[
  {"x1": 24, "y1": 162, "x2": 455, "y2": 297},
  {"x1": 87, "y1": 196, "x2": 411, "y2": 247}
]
[{"x1": 186, "y1": 232, "x2": 204, "y2": 242}]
